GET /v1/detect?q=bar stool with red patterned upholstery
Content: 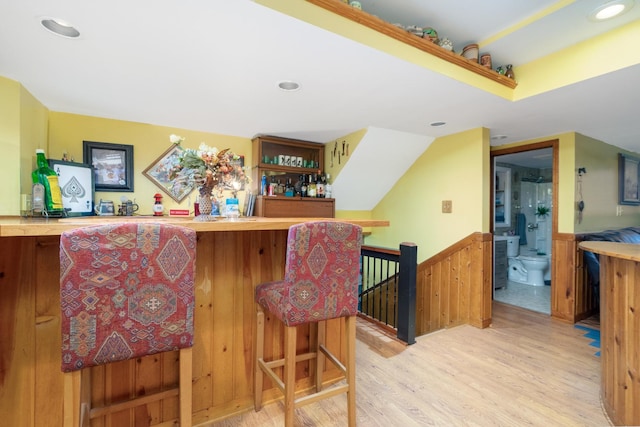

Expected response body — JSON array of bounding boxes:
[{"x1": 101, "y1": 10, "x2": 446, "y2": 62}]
[
  {"x1": 60, "y1": 222, "x2": 196, "y2": 426},
  {"x1": 254, "y1": 221, "x2": 362, "y2": 427}
]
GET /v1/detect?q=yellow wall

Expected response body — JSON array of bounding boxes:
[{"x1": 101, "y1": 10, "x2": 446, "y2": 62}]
[
  {"x1": 0, "y1": 77, "x2": 20, "y2": 215},
  {"x1": 324, "y1": 128, "x2": 367, "y2": 185},
  {"x1": 575, "y1": 133, "x2": 640, "y2": 231},
  {"x1": 0, "y1": 77, "x2": 48, "y2": 215},
  {"x1": 48, "y1": 112, "x2": 252, "y2": 214},
  {"x1": 367, "y1": 128, "x2": 489, "y2": 262}
]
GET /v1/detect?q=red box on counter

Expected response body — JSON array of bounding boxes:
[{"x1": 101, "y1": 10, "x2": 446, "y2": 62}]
[{"x1": 169, "y1": 209, "x2": 190, "y2": 216}]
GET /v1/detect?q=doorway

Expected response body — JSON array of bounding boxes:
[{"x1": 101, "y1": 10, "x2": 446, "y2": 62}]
[{"x1": 491, "y1": 141, "x2": 558, "y2": 315}]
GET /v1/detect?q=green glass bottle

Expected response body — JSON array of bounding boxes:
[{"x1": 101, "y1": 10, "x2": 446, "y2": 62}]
[{"x1": 31, "y1": 149, "x2": 64, "y2": 212}]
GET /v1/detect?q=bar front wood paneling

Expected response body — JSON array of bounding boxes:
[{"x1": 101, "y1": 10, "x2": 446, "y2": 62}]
[
  {"x1": 0, "y1": 217, "x2": 388, "y2": 426},
  {"x1": 579, "y1": 241, "x2": 640, "y2": 426}
]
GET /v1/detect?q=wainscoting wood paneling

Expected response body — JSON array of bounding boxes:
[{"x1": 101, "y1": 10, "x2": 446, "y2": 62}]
[
  {"x1": 415, "y1": 232, "x2": 595, "y2": 337},
  {"x1": 551, "y1": 233, "x2": 578, "y2": 323},
  {"x1": 551, "y1": 232, "x2": 599, "y2": 324},
  {"x1": 416, "y1": 233, "x2": 492, "y2": 336}
]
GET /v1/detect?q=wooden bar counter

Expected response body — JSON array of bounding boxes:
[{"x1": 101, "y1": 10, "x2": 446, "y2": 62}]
[
  {"x1": 579, "y1": 241, "x2": 640, "y2": 426},
  {"x1": 0, "y1": 216, "x2": 388, "y2": 426}
]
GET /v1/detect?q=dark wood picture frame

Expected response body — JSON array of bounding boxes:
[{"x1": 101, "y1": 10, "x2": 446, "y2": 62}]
[
  {"x1": 619, "y1": 153, "x2": 640, "y2": 205},
  {"x1": 143, "y1": 144, "x2": 194, "y2": 203},
  {"x1": 48, "y1": 160, "x2": 95, "y2": 216},
  {"x1": 83, "y1": 141, "x2": 134, "y2": 192}
]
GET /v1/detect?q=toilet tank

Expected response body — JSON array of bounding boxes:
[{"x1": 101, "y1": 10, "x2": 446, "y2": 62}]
[{"x1": 505, "y1": 236, "x2": 520, "y2": 257}]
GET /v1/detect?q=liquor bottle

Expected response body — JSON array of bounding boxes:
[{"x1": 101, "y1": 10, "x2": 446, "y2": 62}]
[
  {"x1": 324, "y1": 173, "x2": 333, "y2": 199},
  {"x1": 260, "y1": 173, "x2": 267, "y2": 196},
  {"x1": 300, "y1": 174, "x2": 307, "y2": 197},
  {"x1": 316, "y1": 171, "x2": 325, "y2": 198},
  {"x1": 268, "y1": 176, "x2": 276, "y2": 196},
  {"x1": 294, "y1": 175, "x2": 303, "y2": 196},
  {"x1": 307, "y1": 174, "x2": 317, "y2": 198},
  {"x1": 31, "y1": 149, "x2": 64, "y2": 213},
  {"x1": 283, "y1": 178, "x2": 291, "y2": 197}
]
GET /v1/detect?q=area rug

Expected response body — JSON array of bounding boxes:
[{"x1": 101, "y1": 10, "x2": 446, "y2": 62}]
[{"x1": 575, "y1": 324, "x2": 601, "y2": 357}]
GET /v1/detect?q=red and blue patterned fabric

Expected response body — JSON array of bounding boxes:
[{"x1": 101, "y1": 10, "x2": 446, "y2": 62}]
[
  {"x1": 255, "y1": 221, "x2": 362, "y2": 326},
  {"x1": 60, "y1": 223, "x2": 196, "y2": 373}
]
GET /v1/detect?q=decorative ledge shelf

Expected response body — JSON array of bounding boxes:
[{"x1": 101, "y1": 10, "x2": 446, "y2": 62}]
[{"x1": 307, "y1": 0, "x2": 517, "y2": 89}]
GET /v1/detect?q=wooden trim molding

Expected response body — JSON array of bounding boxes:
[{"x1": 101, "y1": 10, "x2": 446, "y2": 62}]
[{"x1": 306, "y1": 0, "x2": 517, "y2": 89}]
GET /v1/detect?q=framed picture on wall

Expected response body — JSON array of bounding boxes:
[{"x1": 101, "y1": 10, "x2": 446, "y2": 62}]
[
  {"x1": 83, "y1": 141, "x2": 134, "y2": 192},
  {"x1": 48, "y1": 160, "x2": 95, "y2": 216},
  {"x1": 619, "y1": 153, "x2": 640, "y2": 205},
  {"x1": 143, "y1": 144, "x2": 194, "y2": 203}
]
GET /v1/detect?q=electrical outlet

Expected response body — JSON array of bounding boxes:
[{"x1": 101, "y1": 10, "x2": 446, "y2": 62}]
[{"x1": 442, "y1": 200, "x2": 452, "y2": 213}]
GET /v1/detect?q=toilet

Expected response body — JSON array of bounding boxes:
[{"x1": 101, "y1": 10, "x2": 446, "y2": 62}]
[{"x1": 506, "y1": 238, "x2": 549, "y2": 286}]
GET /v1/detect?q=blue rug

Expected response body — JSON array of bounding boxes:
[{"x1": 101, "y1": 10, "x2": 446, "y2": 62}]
[{"x1": 575, "y1": 325, "x2": 601, "y2": 357}]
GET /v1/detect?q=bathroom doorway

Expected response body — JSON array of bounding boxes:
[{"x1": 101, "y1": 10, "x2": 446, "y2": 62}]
[{"x1": 490, "y1": 141, "x2": 558, "y2": 315}]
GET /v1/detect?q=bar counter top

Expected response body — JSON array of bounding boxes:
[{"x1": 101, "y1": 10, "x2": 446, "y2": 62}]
[
  {"x1": 578, "y1": 240, "x2": 640, "y2": 261},
  {"x1": 0, "y1": 215, "x2": 389, "y2": 237}
]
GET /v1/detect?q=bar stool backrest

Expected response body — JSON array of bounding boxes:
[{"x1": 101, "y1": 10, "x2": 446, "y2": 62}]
[
  {"x1": 60, "y1": 222, "x2": 197, "y2": 372},
  {"x1": 256, "y1": 221, "x2": 362, "y2": 326}
]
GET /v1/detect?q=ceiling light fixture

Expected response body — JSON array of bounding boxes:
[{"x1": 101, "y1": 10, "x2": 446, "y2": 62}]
[
  {"x1": 430, "y1": 121, "x2": 446, "y2": 127},
  {"x1": 277, "y1": 81, "x2": 300, "y2": 91},
  {"x1": 589, "y1": 0, "x2": 634, "y2": 21},
  {"x1": 40, "y1": 17, "x2": 80, "y2": 38}
]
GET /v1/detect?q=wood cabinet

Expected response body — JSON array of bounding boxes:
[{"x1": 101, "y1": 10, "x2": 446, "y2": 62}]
[
  {"x1": 493, "y1": 239, "x2": 507, "y2": 290},
  {"x1": 252, "y1": 135, "x2": 334, "y2": 217},
  {"x1": 254, "y1": 196, "x2": 335, "y2": 218}
]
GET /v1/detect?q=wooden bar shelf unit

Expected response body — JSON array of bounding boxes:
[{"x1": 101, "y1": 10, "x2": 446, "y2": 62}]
[{"x1": 252, "y1": 135, "x2": 334, "y2": 218}]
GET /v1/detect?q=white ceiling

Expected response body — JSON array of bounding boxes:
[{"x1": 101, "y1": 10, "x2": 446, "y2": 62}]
[{"x1": 1, "y1": 0, "x2": 639, "y2": 209}]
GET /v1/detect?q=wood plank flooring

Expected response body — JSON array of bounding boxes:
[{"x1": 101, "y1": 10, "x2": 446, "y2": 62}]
[{"x1": 201, "y1": 303, "x2": 609, "y2": 426}]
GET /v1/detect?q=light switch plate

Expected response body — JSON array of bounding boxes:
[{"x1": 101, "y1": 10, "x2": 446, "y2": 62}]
[{"x1": 442, "y1": 200, "x2": 452, "y2": 213}]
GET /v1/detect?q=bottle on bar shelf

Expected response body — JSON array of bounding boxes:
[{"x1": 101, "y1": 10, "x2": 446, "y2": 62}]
[
  {"x1": 307, "y1": 174, "x2": 317, "y2": 197},
  {"x1": 31, "y1": 149, "x2": 64, "y2": 213},
  {"x1": 300, "y1": 174, "x2": 308, "y2": 197},
  {"x1": 324, "y1": 173, "x2": 333, "y2": 199},
  {"x1": 316, "y1": 171, "x2": 325, "y2": 198}
]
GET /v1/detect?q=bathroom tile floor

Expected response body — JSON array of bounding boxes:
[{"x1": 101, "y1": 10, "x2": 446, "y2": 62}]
[{"x1": 494, "y1": 280, "x2": 551, "y2": 315}]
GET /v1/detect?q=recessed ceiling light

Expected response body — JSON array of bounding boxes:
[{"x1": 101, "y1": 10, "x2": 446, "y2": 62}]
[
  {"x1": 277, "y1": 81, "x2": 300, "y2": 91},
  {"x1": 588, "y1": 0, "x2": 634, "y2": 21},
  {"x1": 40, "y1": 17, "x2": 80, "y2": 38},
  {"x1": 430, "y1": 121, "x2": 446, "y2": 127}
]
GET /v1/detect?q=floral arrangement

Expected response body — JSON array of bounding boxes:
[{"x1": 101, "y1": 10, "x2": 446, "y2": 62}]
[{"x1": 168, "y1": 134, "x2": 250, "y2": 198}]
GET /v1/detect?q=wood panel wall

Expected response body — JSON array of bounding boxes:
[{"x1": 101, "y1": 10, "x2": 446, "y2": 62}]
[
  {"x1": 415, "y1": 233, "x2": 492, "y2": 336},
  {"x1": 414, "y1": 232, "x2": 597, "y2": 337},
  {"x1": 553, "y1": 233, "x2": 599, "y2": 324},
  {"x1": 0, "y1": 231, "x2": 347, "y2": 426}
]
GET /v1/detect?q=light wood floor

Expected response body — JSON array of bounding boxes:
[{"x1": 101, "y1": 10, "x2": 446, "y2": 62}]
[{"x1": 202, "y1": 303, "x2": 609, "y2": 426}]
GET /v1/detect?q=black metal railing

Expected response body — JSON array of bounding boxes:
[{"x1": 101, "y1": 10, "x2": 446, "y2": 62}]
[{"x1": 359, "y1": 243, "x2": 417, "y2": 344}]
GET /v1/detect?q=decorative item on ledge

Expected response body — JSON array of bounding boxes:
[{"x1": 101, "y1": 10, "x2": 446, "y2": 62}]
[
  {"x1": 505, "y1": 64, "x2": 515, "y2": 80},
  {"x1": 168, "y1": 135, "x2": 250, "y2": 219},
  {"x1": 480, "y1": 53, "x2": 492, "y2": 69},
  {"x1": 462, "y1": 43, "x2": 479, "y2": 62}
]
